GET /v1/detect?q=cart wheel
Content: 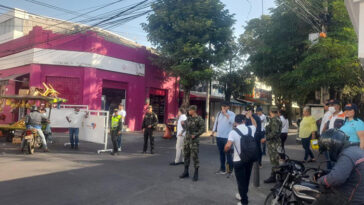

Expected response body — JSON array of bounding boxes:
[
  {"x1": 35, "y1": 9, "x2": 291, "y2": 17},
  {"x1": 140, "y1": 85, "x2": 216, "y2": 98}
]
[{"x1": 28, "y1": 141, "x2": 34, "y2": 154}]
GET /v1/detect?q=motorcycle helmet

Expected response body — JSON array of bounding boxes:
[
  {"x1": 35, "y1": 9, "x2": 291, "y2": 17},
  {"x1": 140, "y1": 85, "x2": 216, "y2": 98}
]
[
  {"x1": 319, "y1": 129, "x2": 349, "y2": 162},
  {"x1": 31, "y1": 105, "x2": 39, "y2": 112}
]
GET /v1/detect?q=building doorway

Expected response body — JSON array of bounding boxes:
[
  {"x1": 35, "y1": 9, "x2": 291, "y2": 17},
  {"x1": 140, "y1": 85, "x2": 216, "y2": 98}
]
[{"x1": 102, "y1": 88, "x2": 126, "y2": 113}]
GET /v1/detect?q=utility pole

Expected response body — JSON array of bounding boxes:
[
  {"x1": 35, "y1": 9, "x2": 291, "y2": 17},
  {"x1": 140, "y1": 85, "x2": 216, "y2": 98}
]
[
  {"x1": 205, "y1": 80, "x2": 210, "y2": 133},
  {"x1": 322, "y1": 0, "x2": 328, "y2": 33}
]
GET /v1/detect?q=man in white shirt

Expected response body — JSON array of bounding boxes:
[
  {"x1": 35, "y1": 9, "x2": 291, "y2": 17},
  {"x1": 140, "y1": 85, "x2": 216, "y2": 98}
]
[
  {"x1": 211, "y1": 101, "x2": 236, "y2": 175},
  {"x1": 117, "y1": 104, "x2": 127, "y2": 151},
  {"x1": 224, "y1": 113, "x2": 256, "y2": 205},
  {"x1": 319, "y1": 100, "x2": 332, "y2": 136},
  {"x1": 66, "y1": 108, "x2": 88, "y2": 150},
  {"x1": 170, "y1": 108, "x2": 187, "y2": 166},
  {"x1": 257, "y1": 107, "x2": 267, "y2": 156},
  {"x1": 279, "y1": 110, "x2": 289, "y2": 151}
]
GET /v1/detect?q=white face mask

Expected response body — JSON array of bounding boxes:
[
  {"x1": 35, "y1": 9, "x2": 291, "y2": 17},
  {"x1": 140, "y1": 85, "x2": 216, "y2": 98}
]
[{"x1": 328, "y1": 106, "x2": 335, "y2": 114}]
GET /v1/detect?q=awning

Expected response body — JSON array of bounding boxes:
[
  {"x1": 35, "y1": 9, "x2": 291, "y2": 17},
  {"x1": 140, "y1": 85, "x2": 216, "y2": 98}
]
[
  {"x1": 0, "y1": 73, "x2": 28, "y2": 86},
  {"x1": 229, "y1": 99, "x2": 247, "y2": 106},
  {"x1": 236, "y1": 97, "x2": 270, "y2": 105}
]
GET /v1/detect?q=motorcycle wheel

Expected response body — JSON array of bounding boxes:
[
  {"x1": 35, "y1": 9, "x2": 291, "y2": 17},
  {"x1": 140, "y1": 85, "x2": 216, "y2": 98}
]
[
  {"x1": 265, "y1": 191, "x2": 284, "y2": 205},
  {"x1": 27, "y1": 141, "x2": 34, "y2": 154}
]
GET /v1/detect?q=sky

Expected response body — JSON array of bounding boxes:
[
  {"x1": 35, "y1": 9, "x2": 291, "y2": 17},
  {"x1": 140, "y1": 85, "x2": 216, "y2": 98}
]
[{"x1": 0, "y1": 0, "x2": 276, "y2": 47}]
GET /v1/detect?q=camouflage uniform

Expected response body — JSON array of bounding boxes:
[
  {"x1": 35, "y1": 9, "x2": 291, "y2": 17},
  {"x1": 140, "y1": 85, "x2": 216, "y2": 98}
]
[
  {"x1": 265, "y1": 116, "x2": 282, "y2": 171},
  {"x1": 142, "y1": 112, "x2": 158, "y2": 153},
  {"x1": 183, "y1": 115, "x2": 205, "y2": 168}
]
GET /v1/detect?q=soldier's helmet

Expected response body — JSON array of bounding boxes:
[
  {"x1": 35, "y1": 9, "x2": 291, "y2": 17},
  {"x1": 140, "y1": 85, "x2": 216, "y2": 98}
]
[{"x1": 188, "y1": 105, "x2": 197, "y2": 111}]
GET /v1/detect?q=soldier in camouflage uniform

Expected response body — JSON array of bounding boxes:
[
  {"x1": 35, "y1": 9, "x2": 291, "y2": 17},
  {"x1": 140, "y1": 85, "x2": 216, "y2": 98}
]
[
  {"x1": 142, "y1": 106, "x2": 158, "y2": 154},
  {"x1": 179, "y1": 105, "x2": 205, "y2": 182},
  {"x1": 263, "y1": 107, "x2": 282, "y2": 183}
]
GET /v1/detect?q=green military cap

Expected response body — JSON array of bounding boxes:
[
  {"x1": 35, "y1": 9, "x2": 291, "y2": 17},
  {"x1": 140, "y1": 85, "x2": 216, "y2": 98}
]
[
  {"x1": 188, "y1": 105, "x2": 197, "y2": 111},
  {"x1": 270, "y1": 106, "x2": 278, "y2": 113}
]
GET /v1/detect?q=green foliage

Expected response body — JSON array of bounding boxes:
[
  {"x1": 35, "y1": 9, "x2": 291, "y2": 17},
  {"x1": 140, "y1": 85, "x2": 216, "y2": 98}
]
[
  {"x1": 143, "y1": 0, "x2": 234, "y2": 103},
  {"x1": 240, "y1": 0, "x2": 362, "y2": 106}
]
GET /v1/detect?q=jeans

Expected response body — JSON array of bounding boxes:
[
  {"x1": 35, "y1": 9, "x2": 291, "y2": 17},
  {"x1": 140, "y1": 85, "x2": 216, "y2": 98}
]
[
  {"x1": 234, "y1": 161, "x2": 253, "y2": 204},
  {"x1": 117, "y1": 133, "x2": 122, "y2": 149},
  {"x1": 255, "y1": 133, "x2": 263, "y2": 165},
  {"x1": 280, "y1": 133, "x2": 288, "y2": 151},
  {"x1": 217, "y1": 137, "x2": 233, "y2": 172},
  {"x1": 45, "y1": 124, "x2": 53, "y2": 142},
  {"x1": 261, "y1": 131, "x2": 266, "y2": 155},
  {"x1": 143, "y1": 128, "x2": 154, "y2": 152},
  {"x1": 301, "y1": 136, "x2": 314, "y2": 161},
  {"x1": 69, "y1": 128, "x2": 79, "y2": 148}
]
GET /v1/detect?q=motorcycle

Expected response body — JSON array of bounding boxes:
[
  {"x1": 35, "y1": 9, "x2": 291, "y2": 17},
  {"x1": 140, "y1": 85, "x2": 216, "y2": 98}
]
[
  {"x1": 264, "y1": 152, "x2": 327, "y2": 205},
  {"x1": 21, "y1": 128, "x2": 42, "y2": 154}
]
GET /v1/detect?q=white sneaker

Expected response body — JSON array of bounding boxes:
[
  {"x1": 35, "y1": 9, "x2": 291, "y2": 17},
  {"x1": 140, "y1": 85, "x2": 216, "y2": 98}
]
[
  {"x1": 235, "y1": 193, "x2": 241, "y2": 201},
  {"x1": 237, "y1": 202, "x2": 242, "y2": 205},
  {"x1": 118, "y1": 148, "x2": 122, "y2": 152},
  {"x1": 215, "y1": 170, "x2": 227, "y2": 175}
]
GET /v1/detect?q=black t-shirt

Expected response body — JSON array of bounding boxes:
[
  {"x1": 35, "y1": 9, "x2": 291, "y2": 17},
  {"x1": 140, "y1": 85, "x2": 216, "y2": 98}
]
[{"x1": 245, "y1": 114, "x2": 262, "y2": 137}]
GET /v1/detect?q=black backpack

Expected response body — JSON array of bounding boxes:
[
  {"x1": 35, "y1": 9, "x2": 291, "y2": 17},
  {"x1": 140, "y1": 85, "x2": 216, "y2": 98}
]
[{"x1": 233, "y1": 127, "x2": 259, "y2": 163}]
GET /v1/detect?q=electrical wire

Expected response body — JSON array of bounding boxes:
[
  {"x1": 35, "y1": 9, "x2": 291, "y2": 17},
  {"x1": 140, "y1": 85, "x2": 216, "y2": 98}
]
[{"x1": 0, "y1": 0, "x2": 154, "y2": 65}]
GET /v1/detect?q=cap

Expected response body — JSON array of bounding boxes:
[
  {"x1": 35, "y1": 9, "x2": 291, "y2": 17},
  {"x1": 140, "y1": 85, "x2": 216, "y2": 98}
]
[
  {"x1": 114, "y1": 108, "x2": 118, "y2": 112},
  {"x1": 221, "y1": 101, "x2": 230, "y2": 107},
  {"x1": 270, "y1": 106, "x2": 278, "y2": 113},
  {"x1": 343, "y1": 103, "x2": 358, "y2": 111},
  {"x1": 245, "y1": 106, "x2": 254, "y2": 111},
  {"x1": 327, "y1": 99, "x2": 340, "y2": 106},
  {"x1": 235, "y1": 114, "x2": 246, "y2": 123},
  {"x1": 188, "y1": 105, "x2": 197, "y2": 111},
  {"x1": 256, "y1": 107, "x2": 263, "y2": 112}
]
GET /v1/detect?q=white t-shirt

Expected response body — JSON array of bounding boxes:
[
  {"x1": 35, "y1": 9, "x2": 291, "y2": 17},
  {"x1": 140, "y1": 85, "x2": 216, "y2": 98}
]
[
  {"x1": 328, "y1": 111, "x2": 343, "y2": 129},
  {"x1": 280, "y1": 116, "x2": 289, "y2": 133},
  {"x1": 118, "y1": 110, "x2": 126, "y2": 122},
  {"x1": 320, "y1": 111, "x2": 332, "y2": 135},
  {"x1": 177, "y1": 114, "x2": 187, "y2": 137},
  {"x1": 259, "y1": 114, "x2": 267, "y2": 131},
  {"x1": 67, "y1": 112, "x2": 86, "y2": 128},
  {"x1": 228, "y1": 124, "x2": 256, "y2": 162}
]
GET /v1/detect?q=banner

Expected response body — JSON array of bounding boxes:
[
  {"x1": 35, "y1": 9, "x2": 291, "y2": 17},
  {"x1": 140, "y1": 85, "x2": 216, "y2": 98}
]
[{"x1": 79, "y1": 112, "x2": 108, "y2": 145}]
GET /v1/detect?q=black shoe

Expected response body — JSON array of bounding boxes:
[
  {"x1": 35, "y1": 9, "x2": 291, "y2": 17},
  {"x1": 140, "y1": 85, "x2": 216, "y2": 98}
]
[
  {"x1": 177, "y1": 162, "x2": 184, "y2": 165},
  {"x1": 192, "y1": 168, "x2": 199, "y2": 182},
  {"x1": 170, "y1": 162, "x2": 178, "y2": 166},
  {"x1": 264, "y1": 175, "x2": 276, "y2": 184},
  {"x1": 179, "y1": 166, "x2": 189, "y2": 178}
]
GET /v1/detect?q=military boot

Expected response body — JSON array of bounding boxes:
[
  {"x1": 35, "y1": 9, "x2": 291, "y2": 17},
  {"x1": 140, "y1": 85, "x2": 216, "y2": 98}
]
[
  {"x1": 192, "y1": 168, "x2": 199, "y2": 182},
  {"x1": 264, "y1": 172, "x2": 276, "y2": 183},
  {"x1": 179, "y1": 166, "x2": 189, "y2": 178}
]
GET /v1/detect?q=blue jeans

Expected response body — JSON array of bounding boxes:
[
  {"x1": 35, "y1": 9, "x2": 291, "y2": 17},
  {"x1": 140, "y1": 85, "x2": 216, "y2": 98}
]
[
  {"x1": 217, "y1": 137, "x2": 233, "y2": 172},
  {"x1": 117, "y1": 133, "x2": 122, "y2": 148},
  {"x1": 69, "y1": 128, "x2": 79, "y2": 147},
  {"x1": 302, "y1": 136, "x2": 314, "y2": 161}
]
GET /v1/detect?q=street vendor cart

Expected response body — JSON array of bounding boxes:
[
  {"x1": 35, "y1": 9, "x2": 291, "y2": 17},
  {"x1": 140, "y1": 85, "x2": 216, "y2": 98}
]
[{"x1": 0, "y1": 95, "x2": 66, "y2": 143}]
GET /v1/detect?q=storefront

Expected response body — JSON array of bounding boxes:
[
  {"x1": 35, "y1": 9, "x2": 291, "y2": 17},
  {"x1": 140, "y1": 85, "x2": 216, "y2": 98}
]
[{"x1": 0, "y1": 26, "x2": 179, "y2": 131}]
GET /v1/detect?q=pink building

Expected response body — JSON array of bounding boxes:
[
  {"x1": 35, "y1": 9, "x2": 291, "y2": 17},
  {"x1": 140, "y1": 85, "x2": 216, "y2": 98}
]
[{"x1": 0, "y1": 9, "x2": 179, "y2": 131}]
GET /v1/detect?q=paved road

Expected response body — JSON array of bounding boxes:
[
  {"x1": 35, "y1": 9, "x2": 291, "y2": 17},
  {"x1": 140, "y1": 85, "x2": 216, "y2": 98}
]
[{"x1": 0, "y1": 129, "x2": 315, "y2": 205}]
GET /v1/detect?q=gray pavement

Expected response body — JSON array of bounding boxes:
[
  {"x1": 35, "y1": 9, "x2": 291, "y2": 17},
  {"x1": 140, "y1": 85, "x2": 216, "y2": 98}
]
[{"x1": 0, "y1": 129, "x2": 316, "y2": 205}]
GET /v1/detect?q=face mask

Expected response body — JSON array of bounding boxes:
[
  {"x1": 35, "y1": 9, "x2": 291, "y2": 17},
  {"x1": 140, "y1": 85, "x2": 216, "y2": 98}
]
[{"x1": 328, "y1": 106, "x2": 335, "y2": 114}]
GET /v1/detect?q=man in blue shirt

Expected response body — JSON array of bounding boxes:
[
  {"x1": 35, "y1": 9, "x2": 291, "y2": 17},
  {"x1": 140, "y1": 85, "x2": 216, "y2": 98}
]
[{"x1": 211, "y1": 101, "x2": 235, "y2": 176}]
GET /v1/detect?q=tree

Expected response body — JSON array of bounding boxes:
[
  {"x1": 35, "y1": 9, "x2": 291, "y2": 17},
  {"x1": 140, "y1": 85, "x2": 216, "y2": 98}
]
[
  {"x1": 142, "y1": 0, "x2": 234, "y2": 107},
  {"x1": 215, "y1": 40, "x2": 254, "y2": 102}
]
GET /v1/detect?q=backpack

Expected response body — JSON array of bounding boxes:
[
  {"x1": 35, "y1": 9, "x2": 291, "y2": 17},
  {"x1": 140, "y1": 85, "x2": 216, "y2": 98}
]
[{"x1": 233, "y1": 127, "x2": 259, "y2": 163}]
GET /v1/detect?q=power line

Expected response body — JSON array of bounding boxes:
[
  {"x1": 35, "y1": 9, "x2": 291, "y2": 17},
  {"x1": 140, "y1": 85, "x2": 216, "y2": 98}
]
[{"x1": 0, "y1": 1, "x2": 154, "y2": 65}]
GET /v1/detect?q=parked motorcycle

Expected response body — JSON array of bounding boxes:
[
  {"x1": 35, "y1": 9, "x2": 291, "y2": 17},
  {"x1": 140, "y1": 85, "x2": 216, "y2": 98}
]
[
  {"x1": 264, "y1": 152, "x2": 327, "y2": 205},
  {"x1": 21, "y1": 129, "x2": 42, "y2": 154}
]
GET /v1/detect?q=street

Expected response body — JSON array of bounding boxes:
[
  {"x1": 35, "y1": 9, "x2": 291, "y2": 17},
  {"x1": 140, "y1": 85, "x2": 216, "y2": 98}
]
[{"x1": 0, "y1": 129, "x2": 315, "y2": 205}]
